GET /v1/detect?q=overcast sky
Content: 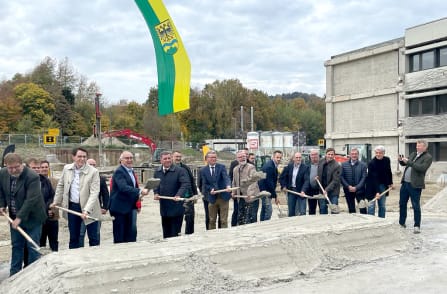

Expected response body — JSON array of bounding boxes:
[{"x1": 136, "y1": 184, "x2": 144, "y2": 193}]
[{"x1": 1, "y1": 0, "x2": 446, "y2": 104}]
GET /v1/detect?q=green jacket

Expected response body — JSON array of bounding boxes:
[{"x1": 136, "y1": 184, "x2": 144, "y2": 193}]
[{"x1": 399, "y1": 151, "x2": 433, "y2": 189}]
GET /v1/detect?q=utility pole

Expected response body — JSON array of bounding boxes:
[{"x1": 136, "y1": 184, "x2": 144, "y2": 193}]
[{"x1": 95, "y1": 93, "x2": 102, "y2": 167}]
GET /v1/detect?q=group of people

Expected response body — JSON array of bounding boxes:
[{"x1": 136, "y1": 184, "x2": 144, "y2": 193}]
[
  {"x1": 0, "y1": 148, "x2": 110, "y2": 276},
  {"x1": 0, "y1": 139, "x2": 432, "y2": 276},
  {"x1": 279, "y1": 140, "x2": 432, "y2": 236}
]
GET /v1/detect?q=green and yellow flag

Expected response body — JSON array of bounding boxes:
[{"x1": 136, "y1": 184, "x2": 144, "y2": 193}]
[{"x1": 135, "y1": 0, "x2": 191, "y2": 115}]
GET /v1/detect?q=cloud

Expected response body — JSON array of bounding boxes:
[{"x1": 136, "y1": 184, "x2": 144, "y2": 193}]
[{"x1": 1, "y1": 0, "x2": 447, "y2": 103}]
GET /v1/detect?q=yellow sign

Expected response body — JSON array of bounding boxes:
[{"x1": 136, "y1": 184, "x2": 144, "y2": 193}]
[
  {"x1": 318, "y1": 139, "x2": 325, "y2": 146},
  {"x1": 48, "y1": 128, "x2": 60, "y2": 136},
  {"x1": 44, "y1": 135, "x2": 56, "y2": 145}
]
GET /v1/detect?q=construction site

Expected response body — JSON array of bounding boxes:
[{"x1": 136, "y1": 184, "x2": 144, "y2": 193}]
[{"x1": 0, "y1": 174, "x2": 446, "y2": 293}]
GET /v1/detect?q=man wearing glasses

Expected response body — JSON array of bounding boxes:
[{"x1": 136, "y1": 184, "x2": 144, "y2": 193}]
[
  {"x1": 109, "y1": 151, "x2": 148, "y2": 243},
  {"x1": 0, "y1": 153, "x2": 46, "y2": 276}
]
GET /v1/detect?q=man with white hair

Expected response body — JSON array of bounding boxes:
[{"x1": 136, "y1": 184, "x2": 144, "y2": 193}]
[
  {"x1": 365, "y1": 145, "x2": 393, "y2": 218},
  {"x1": 398, "y1": 140, "x2": 432, "y2": 234}
]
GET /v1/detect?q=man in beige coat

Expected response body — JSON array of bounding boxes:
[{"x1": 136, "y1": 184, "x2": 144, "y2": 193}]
[
  {"x1": 51, "y1": 147, "x2": 101, "y2": 249},
  {"x1": 232, "y1": 150, "x2": 256, "y2": 225}
]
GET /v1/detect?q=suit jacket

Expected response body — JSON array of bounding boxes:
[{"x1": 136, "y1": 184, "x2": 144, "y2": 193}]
[
  {"x1": 109, "y1": 165, "x2": 140, "y2": 216},
  {"x1": 54, "y1": 163, "x2": 101, "y2": 225},
  {"x1": 340, "y1": 160, "x2": 367, "y2": 195},
  {"x1": 0, "y1": 166, "x2": 46, "y2": 229},
  {"x1": 198, "y1": 163, "x2": 231, "y2": 203},
  {"x1": 399, "y1": 151, "x2": 432, "y2": 189},
  {"x1": 317, "y1": 158, "x2": 341, "y2": 197},
  {"x1": 258, "y1": 159, "x2": 279, "y2": 198},
  {"x1": 154, "y1": 164, "x2": 190, "y2": 217},
  {"x1": 279, "y1": 162, "x2": 310, "y2": 193}
]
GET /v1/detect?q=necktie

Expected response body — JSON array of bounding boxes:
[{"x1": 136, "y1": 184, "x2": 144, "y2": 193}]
[
  {"x1": 10, "y1": 177, "x2": 17, "y2": 216},
  {"x1": 211, "y1": 166, "x2": 215, "y2": 176}
]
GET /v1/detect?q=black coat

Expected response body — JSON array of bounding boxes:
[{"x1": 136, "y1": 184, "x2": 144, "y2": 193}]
[
  {"x1": 365, "y1": 156, "x2": 393, "y2": 200},
  {"x1": 154, "y1": 165, "x2": 190, "y2": 217}
]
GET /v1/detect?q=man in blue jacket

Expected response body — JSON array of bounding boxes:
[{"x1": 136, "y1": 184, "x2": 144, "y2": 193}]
[
  {"x1": 279, "y1": 152, "x2": 310, "y2": 216},
  {"x1": 258, "y1": 150, "x2": 282, "y2": 221},
  {"x1": 109, "y1": 151, "x2": 148, "y2": 243},
  {"x1": 340, "y1": 148, "x2": 367, "y2": 214},
  {"x1": 198, "y1": 150, "x2": 231, "y2": 230},
  {"x1": 154, "y1": 151, "x2": 190, "y2": 238}
]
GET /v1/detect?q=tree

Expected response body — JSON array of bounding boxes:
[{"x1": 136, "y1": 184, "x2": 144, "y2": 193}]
[{"x1": 14, "y1": 82, "x2": 55, "y2": 129}]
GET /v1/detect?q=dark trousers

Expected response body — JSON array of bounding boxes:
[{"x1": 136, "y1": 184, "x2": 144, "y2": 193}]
[
  {"x1": 40, "y1": 219, "x2": 59, "y2": 251},
  {"x1": 231, "y1": 198, "x2": 238, "y2": 226},
  {"x1": 184, "y1": 202, "x2": 195, "y2": 235},
  {"x1": 68, "y1": 202, "x2": 99, "y2": 249},
  {"x1": 399, "y1": 182, "x2": 422, "y2": 227},
  {"x1": 112, "y1": 210, "x2": 137, "y2": 243},
  {"x1": 345, "y1": 192, "x2": 367, "y2": 214},
  {"x1": 308, "y1": 188, "x2": 322, "y2": 215},
  {"x1": 161, "y1": 215, "x2": 183, "y2": 238}
]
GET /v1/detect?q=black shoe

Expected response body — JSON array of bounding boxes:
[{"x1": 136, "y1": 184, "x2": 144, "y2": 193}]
[
  {"x1": 399, "y1": 223, "x2": 406, "y2": 228},
  {"x1": 414, "y1": 227, "x2": 421, "y2": 234}
]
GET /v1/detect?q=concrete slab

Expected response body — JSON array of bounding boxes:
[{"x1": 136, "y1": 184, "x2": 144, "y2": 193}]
[{"x1": 0, "y1": 214, "x2": 409, "y2": 293}]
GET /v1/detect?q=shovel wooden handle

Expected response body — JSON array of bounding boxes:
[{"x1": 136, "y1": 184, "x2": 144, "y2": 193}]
[
  {"x1": 284, "y1": 189, "x2": 311, "y2": 198},
  {"x1": 2, "y1": 212, "x2": 40, "y2": 251},
  {"x1": 54, "y1": 205, "x2": 99, "y2": 221},
  {"x1": 213, "y1": 187, "x2": 239, "y2": 193},
  {"x1": 369, "y1": 187, "x2": 393, "y2": 204},
  {"x1": 156, "y1": 195, "x2": 202, "y2": 202}
]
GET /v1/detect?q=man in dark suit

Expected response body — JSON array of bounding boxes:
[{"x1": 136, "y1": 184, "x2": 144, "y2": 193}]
[
  {"x1": 258, "y1": 150, "x2": 283, "y2": 221},
  {"x1": 199, "y1": 150, "x2": 231, "y2": 230},
  {"x1": 109, "y1": 151, "x2": 148, "y2": 243},
  {"x1": 172, "y1": 151, "x2": 198, "y2": 235},
  {"x1": 0, "y1": 153, "x2": 46, "y2": 276},
  {"x1": 154, "y1": 151, "x2": 190, "y2": 238},
  {"x1": 340, "y1": 148, "x2": 367, "y2": 214},
  {"x1": 279, "y1": 152, "x2": 310, "y2": 216}
]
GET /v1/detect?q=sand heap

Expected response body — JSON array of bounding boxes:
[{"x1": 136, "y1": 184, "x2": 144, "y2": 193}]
[
  {"x1": 81, "y1": 135, "x2": 128, "y2": 147},
  {"x1": 0, "y1": 214, "x2": 410, "y2": 293}
]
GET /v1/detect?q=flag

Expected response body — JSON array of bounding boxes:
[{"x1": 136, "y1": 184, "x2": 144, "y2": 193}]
[{"x1": 135, "y1": 0, "x2": 191, "y2": 115}]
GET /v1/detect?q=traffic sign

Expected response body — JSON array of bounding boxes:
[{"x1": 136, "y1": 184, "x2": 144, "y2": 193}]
[
  {"x1": 44, "y1": 135, "x2": 56, "y2": 145},
  {"x1": 318, "y1": 139, "x2": 325, "y2": 146}
]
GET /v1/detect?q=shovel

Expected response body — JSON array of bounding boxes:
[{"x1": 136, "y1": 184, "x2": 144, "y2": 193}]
[
  {"x1": 358, "y1": 187, "x2": 392, "y2": 209},
  {"x1": 276, "y1": 203, "x2": 287, "y2": 218},
  {"x1": 234, "y1": 191, "x2": 271, "y2": 203},
  {"x1": 156, "y1": 194, "x2": 203, "y2": 202},
  {"x1": 284, "y1": 189, "x2": 326, "y2": 200},
  {"x1": 2, "y1": 211, "x2": 40, "y2": 252},
  {"x1": 315, "y1": 177, "x2": 340, "y2": 214}
]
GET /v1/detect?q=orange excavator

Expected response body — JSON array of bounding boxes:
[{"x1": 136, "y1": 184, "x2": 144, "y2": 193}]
[{"x1": 102, "y1": 129, "x2": 157, "y2": 153}]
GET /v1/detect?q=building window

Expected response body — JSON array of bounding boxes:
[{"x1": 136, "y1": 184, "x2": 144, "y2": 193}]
[
  {"x1": 409, "y1": 96, "x2": 438, "y2": 116},
  {"x1": 411, "y1": 54, "x2": 420, "y2": 72},
  {"x1": 421, "y1": 96, "x2": 435, "y2": 114},
  {"x1": 440, "y1": 47, "x2": 447, "y2": 67},
  {"x1": 440, "y1": 142, "x2": 447, "y2": 161},
  {"x1": 438, "y1": 94, "x2": 447, "y2": 114},
  {"x1": 409, "y1": 47, "x2": 447, "y2": 72},
  {"x1": 421, "y1": 51, "x2": 435, "y2": 70}
]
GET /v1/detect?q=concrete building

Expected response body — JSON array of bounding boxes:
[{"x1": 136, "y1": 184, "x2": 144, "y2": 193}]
[{"x1": 325, "y1": 17, "x2": 447, "y2": 178}]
